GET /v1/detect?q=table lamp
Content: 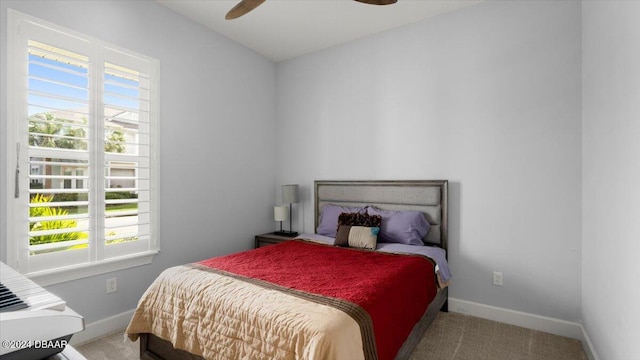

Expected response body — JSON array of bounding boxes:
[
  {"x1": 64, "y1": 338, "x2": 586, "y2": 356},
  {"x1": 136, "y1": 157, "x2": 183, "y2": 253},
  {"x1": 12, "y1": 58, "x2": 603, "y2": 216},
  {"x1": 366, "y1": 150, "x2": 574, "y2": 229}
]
[{"x1": 274, "y1": 184, "x2": 298, "y2": 237}]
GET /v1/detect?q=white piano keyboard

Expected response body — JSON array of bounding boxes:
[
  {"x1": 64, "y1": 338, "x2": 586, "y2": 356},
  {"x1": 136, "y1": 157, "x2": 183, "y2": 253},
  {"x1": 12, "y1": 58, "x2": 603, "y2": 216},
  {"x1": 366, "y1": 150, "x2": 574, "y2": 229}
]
[
  {"x1": 0, "y1": 262, "x2": 65, "y2": 312},
  {"x1": 0, "y1": 262, "x2": 84, "y2": 359}
]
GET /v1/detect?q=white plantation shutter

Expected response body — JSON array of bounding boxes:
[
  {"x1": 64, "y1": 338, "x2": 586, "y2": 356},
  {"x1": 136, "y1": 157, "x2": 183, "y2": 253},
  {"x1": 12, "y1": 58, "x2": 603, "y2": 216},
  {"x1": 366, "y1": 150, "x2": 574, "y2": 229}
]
[
  {"x1": 102, "y1": 55, "x2": 153, "y2": 259},
  {"x1": 25, "y1": 39, "x2": 92, "y2": 272},
  {"x1": 7, "y1": 10, "x2": 159, "y2": 281}
]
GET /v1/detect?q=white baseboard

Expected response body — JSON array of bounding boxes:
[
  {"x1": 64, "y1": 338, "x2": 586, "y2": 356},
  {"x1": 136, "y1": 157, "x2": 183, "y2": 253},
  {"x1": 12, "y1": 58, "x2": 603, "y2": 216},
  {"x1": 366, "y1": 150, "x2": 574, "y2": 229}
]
[
  {"x1": 69, "y1": 309, "x2": 136, "y2": 346},
  {"x1": 448, "y1": 297, "x2": 582, "y2": 338},
  {"x1": 448, "y1": 298, "x2": 599, "y2": 360},
  {"x1": 580, "y1": 324, "x2": 600, "y2": 360}
]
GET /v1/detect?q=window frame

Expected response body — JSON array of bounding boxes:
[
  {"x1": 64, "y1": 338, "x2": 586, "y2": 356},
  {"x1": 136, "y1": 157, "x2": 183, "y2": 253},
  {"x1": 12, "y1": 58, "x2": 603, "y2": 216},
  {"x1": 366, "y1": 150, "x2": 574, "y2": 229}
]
[{"x1": 5, "y1": 9, "x2": 160, "y2": 286}]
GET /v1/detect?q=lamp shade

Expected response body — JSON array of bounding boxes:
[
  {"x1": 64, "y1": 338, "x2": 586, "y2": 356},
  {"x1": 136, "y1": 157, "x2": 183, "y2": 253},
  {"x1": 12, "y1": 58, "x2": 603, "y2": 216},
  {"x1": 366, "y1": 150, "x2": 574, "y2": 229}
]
[
  {"x1": 282, "y1": 184, "x2": 299, "y2": 204},
  {"x1": 274, "y1": 206, "x2": 288, "y2": 222}
]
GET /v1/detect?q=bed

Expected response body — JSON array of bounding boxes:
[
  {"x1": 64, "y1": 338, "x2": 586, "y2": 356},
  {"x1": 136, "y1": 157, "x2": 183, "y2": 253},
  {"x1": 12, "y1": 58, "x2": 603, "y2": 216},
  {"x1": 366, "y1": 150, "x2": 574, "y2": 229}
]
[{"x1": 126, "y1": 180, "x2": 449, "y2": 360}]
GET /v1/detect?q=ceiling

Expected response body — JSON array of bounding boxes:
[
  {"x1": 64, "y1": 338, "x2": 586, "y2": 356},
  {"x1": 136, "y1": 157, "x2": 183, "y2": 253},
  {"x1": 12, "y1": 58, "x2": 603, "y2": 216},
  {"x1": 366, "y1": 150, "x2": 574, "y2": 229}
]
[{"x1": 156, "y1": 0, "x2": 482, "y2": 62}]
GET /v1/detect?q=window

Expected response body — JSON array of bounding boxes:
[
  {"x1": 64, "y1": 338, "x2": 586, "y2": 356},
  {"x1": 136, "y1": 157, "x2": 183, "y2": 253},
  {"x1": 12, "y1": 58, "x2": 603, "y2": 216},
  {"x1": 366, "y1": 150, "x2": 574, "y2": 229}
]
[{"x1": 5, "y1": 10, "x2": 159, "y2": 284}]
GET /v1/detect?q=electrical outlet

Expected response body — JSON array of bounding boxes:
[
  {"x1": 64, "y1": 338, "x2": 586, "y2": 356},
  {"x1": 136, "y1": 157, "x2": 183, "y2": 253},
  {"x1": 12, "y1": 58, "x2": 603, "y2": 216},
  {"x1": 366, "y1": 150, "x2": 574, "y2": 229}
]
[
  {"x1": 493, "y1": 271, "x2": 503, "y2": 286},
  {"x1": 106, "y1": 277, "x2": 118, "y2": 293}
]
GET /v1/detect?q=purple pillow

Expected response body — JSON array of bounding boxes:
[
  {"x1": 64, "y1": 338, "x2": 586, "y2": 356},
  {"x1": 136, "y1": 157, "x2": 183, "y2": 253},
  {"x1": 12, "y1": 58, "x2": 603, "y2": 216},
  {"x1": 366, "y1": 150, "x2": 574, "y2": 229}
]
[
  {"x1": 317, "y1": 204, "x2": 366, "y2": 237},
  {"x1": 366, "y1": 207, "x2": 430, "y2": 245}
]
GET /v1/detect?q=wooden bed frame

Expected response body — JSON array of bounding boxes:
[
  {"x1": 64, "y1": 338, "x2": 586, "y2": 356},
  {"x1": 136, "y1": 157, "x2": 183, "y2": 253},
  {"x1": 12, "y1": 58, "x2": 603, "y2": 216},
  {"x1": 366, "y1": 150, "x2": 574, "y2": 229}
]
[{"x1": 139, "y1": 180, "x2": 449, "y2": 360}]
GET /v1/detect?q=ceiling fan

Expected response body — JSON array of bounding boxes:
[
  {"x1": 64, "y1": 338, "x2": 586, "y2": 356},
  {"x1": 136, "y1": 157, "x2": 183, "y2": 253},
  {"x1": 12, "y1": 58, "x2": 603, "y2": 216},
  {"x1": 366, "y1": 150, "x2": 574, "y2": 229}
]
[{"x1": 226, "y1": 0, "x2": 397, "y2": 20}]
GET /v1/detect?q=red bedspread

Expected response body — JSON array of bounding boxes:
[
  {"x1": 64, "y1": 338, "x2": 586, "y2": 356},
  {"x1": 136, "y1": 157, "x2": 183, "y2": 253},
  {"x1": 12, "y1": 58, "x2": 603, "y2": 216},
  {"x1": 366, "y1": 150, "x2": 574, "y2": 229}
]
[{"x1": 198, "y1": 240, "x2": 437, "y2": 360}]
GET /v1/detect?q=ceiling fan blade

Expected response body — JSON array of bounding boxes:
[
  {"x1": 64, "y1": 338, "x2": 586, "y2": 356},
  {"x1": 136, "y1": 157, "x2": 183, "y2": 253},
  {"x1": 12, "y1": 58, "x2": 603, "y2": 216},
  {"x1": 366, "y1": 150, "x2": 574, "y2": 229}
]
[
  {"x1": 353, "y1": 0, "x2": 397, "y2": 5},
  {"x1": 226, "y1": 0, "x2": 266, "y2": 20}
]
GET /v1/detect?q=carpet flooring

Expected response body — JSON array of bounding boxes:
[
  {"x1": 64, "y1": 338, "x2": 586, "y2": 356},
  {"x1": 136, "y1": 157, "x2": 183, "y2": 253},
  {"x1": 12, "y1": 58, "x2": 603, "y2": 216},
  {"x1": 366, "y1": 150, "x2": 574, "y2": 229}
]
[{"x1": 76, "y1": 312, "x2": 588, "y2": 360}]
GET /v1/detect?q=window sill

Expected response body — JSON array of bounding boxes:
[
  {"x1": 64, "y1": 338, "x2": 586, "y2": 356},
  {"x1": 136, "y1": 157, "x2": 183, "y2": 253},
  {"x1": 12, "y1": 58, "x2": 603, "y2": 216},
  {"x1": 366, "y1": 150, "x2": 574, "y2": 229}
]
[{"x1": 27, "y1": 250, "x2": 160, "y2": 286}]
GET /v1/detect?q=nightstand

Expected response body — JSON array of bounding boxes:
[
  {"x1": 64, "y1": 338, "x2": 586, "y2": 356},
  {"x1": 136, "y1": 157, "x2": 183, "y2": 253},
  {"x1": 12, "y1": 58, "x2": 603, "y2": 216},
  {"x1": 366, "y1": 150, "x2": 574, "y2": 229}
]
[{"x1": 254, "y1": 233, "x2": 296, "y2": 248}]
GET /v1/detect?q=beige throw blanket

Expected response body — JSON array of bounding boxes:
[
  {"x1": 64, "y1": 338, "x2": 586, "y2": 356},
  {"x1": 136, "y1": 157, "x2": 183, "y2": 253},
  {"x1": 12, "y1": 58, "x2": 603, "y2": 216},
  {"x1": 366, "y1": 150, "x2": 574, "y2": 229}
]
[{"x1": 126, "y1": 265, "x2": 365, "y2": 360}]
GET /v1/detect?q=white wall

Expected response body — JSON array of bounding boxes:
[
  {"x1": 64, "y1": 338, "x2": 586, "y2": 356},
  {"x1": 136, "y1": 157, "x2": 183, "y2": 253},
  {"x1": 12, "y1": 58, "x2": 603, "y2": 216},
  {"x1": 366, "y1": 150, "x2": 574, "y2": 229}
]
[
  {"x1": 582, "y1": 2, "x2": 640, "y2": 359},
  {"x1": 6, "y1": 3, "x2": 638, "y2": 357},
  {"x1": 276, "y1": 0, "x2": 583, "y2": 322},
  {"x1": 0, "y1": 0, "x2": 277, "y2": 324}
]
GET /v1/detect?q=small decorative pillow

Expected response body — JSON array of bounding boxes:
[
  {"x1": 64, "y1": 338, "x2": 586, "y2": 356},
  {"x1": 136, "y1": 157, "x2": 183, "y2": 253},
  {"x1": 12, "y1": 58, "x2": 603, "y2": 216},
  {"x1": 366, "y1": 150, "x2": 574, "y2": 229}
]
[
  {"x1": 316, "y1": 204, "x2": 366, "y2": 237},
  {"x1": 335, "y1": 225, "x2": 380, "y2": 249},
  {"x1": 334, "y1": 212, "x2": 382, "y2": 249},
  {"x1": 366, "y1": 207, "x2": 430, "y2": 245},
  {"x1": 337, "y1": 212, "x2": 382, "y2": 228}
]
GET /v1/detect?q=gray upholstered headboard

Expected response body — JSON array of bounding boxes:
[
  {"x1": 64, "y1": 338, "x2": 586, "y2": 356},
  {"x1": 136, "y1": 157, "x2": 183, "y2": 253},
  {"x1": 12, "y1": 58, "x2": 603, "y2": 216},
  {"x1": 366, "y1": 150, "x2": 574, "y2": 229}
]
[{"x1": 314, "y1": 180, "x2": 448, "y2": 250}]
